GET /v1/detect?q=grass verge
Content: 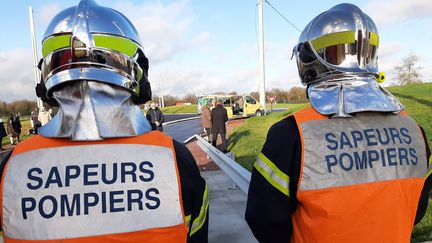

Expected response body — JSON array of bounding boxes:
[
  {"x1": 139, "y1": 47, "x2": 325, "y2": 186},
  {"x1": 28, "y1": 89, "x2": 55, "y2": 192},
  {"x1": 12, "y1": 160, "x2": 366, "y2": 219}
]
[{"x1": 228, "y1": 103, "x2": 309, "y2": 171}]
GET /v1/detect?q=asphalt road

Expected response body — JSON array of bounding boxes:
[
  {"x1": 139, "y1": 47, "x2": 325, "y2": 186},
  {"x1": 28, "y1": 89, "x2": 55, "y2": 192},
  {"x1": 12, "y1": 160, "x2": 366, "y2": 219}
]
[
  {"x1": 163, "y1": 114, "x2": 199, "y2": 122},
  {"x1": 164, "y1": 118, "x2": 203, "y2": 143},
  {"x1": 163, "y1": 109, "x2": 287, "y2": 143}
]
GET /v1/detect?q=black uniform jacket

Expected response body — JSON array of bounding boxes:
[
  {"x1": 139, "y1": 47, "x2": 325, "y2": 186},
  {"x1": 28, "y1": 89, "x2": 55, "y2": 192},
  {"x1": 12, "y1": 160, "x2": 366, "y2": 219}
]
[
  {"x1": 211, "y1": 105, "x2": 228, "y2": 134},
  {"x1": 146, "y1": 108, "x2": 165, "y2": 131},
  {"x1": 0, "y1": 139, "x2": 208, "y2": 243},
  {"x1": 245, "y1": 115, "x2": 431, "y2": 243}
]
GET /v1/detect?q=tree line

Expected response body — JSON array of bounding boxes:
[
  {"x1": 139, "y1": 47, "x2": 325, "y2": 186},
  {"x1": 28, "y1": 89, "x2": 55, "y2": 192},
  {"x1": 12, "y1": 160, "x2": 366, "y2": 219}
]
[{"x1": 0, "y1": 100, "x2": 37, "y2": 117}]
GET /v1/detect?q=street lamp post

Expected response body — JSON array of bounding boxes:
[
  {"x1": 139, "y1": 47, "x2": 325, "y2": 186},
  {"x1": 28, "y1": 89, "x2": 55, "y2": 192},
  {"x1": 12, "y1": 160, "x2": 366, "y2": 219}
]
[
  {"x1": 258, "y1": 0, "x2": 266, "y2": 114},
  {"x1": 28, "y1": 6, "x2": 44, "y2": 112}
]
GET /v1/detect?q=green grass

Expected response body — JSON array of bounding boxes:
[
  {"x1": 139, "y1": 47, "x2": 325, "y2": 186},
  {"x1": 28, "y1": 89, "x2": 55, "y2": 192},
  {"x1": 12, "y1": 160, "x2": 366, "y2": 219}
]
[
  {"x1": 229, "y1": 83, "x2": 432, "y2": 241},
  {"x1": 266, "y1": 103, "x2": 294, "y2": 110},
  {"x1": 387, "y1": 83, "x2": 432, "y2": 151},
  {"x1": 228, "y1": 103, "x2": 309, "y2": 171},
  {"x1": 158, "y1": 105, "x2": 198, "y2": 114},
  {"x1": 387, "y1": 83, "x2": 432, "y2": 242},
  {"x1": 412, "y1": 203, "x2": 432, "y2": 242}
]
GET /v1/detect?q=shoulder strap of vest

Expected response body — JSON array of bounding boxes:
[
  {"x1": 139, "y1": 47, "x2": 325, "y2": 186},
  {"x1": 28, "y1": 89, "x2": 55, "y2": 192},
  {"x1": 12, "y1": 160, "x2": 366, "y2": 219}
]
[
  {"x1": 292, "y1": 106, "x2": 328, "y2": 125},
  {"x1": 12, "y1": 132, "x2": 173, "y2": 156}
]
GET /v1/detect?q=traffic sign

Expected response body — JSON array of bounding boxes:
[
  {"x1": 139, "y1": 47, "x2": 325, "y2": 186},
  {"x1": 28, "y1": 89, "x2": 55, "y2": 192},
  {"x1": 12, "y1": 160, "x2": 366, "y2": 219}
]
[{"x1": 267, "y1": 96, "x2": 277, "y2": 104}]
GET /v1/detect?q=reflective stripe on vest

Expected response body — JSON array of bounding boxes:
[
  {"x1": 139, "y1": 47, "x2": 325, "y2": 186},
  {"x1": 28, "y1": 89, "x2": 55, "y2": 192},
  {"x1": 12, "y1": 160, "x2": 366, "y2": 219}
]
[
  {"x1": 254, "y1": 153, "x2": 290, "y2": 197},
  {"x1": 0, "y1": 132, "x2": 187, "y2": 242},
  {"x1": 189, "y1": 184, "x2": 210, "y2": 236},
  {"x1": 291, "y1": 107, "x2": 428, "y2": 243}
]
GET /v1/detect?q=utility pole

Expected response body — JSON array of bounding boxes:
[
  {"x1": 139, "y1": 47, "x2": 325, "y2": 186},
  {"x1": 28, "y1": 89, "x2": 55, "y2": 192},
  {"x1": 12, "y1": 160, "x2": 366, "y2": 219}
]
[
  {"x1": 159, "y1": 78, "x2": 165, "y2": 108},
  {"x1": 28, "y1": 6, "x2": 44, "y2": 112},
  {"x1": 258, "y1": 0, "x2": 266, "y2": 114}
]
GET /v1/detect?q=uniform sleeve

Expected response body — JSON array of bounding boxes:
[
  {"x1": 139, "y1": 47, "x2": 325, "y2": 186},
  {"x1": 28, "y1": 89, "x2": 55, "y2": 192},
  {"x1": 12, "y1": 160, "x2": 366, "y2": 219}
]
[
  {"x1": 0, "y1": 149, "x2": 12, "y2": 234},
  {"x1": 173, "y1": 141, "x2": 209, "y2": 243},
  {"x1": 414, "y1": 126, "x2": 432, "y2": 224},
  {"x1": 245, "y1": 116, "x2": 301, "y2": 243}
]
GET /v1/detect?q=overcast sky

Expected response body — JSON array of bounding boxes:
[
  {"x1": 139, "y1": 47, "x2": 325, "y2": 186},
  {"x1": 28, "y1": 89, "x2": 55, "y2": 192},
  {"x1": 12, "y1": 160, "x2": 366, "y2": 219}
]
[{"x1": 1, "y1": 0, "x2": 431, "y2": 102}]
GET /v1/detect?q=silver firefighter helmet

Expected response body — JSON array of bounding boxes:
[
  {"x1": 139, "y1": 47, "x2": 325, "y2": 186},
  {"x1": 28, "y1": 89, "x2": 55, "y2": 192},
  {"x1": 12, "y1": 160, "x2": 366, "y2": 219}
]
[
  {"x1": 293, "y1": 3, "x2": 403, "y2": 117},
  {"x1": 38, "y1": 0, "x2": 151, "y2": 105}
]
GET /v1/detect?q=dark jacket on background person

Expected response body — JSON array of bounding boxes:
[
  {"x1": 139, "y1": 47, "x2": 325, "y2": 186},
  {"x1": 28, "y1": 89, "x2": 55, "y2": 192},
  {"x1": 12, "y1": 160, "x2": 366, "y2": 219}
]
[
  {"x1": 0, "y1": 121, "x2": 6, "y2": 139},
  {"x1": 146, "y1": 108, "x2": 165, "y2": 131},
  {"x1": 13, "y1": 116, "x2": 21, "y2": 134},
  {"x1": 211, "y1": 105, "x2": 228, "y2": 134}
]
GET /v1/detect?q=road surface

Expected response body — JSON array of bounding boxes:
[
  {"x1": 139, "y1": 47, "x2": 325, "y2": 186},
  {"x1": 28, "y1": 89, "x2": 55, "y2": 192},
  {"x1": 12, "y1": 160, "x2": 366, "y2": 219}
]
[
  {"x1": 164, "y1": 109, "x2": 287, "y2": 143},
  {"x1": 164, "y1": 118, "x2": 203, "y2": 143},
  {"x1": 164, "y1": 114, "x2": 199, "y2": 122}
]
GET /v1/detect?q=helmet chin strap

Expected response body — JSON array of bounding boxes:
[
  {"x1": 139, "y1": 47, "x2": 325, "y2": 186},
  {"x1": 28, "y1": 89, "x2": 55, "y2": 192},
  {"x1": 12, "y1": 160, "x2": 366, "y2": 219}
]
[{"x1": 39, "y1": 81, "x2": 151, "y2": 141}]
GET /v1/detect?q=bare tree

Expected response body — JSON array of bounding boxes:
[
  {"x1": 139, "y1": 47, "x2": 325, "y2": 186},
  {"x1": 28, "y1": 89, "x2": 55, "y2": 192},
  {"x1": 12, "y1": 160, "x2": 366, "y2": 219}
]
[{"x1": 395, "y1": 52, "x2": 423, "y2": 85}]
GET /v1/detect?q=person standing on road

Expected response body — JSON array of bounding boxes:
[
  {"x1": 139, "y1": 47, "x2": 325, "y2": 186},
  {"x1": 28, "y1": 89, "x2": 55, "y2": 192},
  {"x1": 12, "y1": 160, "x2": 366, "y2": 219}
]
[
  {"x1": 30, "y1": 108, "x2": 41, "y2": 134},
  {"x1": 246, "y1": 4, "x2": 431, "y2": 243},
  {"x1": 6, "y1": 114, "x2": 17, "y2": 145},
  {"x1": 0, "y1": 1, "x2": 208, "y2": 242},
  {"x1": 201, "y1": 101, "x2": 212, "y2": 142},
  {"x1": 13, "y1": 113, "x2": 21, "y2": 143},
  {"x1": 211, "y1": 99, "x2": 228, "y2": 153},
  {"x1": 0, "y1": 119, "x2": 6, "y2": 152},
  {"x1": 146, "y1": 101, "x2": 165, "y2": 131}
]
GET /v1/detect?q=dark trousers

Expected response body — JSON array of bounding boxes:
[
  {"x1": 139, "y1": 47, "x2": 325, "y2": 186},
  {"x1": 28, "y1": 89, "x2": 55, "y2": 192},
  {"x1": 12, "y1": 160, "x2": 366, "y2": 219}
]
[
  {"x1": 212, "y1": 132, "x2": 227, "y2": 152},
  {"x1": 204, "y1": 128, "x2": 211, "y2": 142},
  {"x1": 34, "y1": 124, "x2": 41, "y2": 134},
  {"x1": 151, "y1": 124, "x2": 163, "y2": 131}
]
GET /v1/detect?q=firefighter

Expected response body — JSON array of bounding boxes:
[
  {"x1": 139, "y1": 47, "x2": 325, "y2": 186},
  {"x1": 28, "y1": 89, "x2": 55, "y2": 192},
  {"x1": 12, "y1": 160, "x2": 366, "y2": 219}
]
[
  {"x1": 0, "y1": 1, "x2": 208, "y2": 242},
  {"x1": 245, "y1": 3, "x2": 431, "y2": 243}
]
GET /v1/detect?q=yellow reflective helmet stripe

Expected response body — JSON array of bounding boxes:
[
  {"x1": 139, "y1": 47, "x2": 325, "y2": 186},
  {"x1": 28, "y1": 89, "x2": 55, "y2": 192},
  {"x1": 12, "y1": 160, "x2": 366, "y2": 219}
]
[
  {"x1": 310, "y1": 31, "x2": 380, "y2": 50},
  {"x1": 42, "y1": 34, "x2": 140, "y2": 58},
  {"x1": 93, "y1": 34, "x2": 139, "y2": 57},
  {"x1": 190, "y1": 184, "x2": 210, "y2": 236},
  {"x1": 311, "y1": 31, "x2": 355, "y2": 50},
  {"x1": 254, "y1": 153, "x2": 290, "y2": 197},
  {"x1": 369, "y1": 32, "x2": 379, "y2": 46},
  {"x1": 42, "y1": 34, "x2": 71, "y2": 58}
]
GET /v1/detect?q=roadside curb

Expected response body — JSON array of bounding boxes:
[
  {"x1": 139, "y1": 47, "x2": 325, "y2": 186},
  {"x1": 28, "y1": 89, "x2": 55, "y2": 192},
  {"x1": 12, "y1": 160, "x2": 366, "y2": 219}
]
[
  {"x1": 163, "y1": 116, "x2": 200, "y2": 126},
  {"x1": 183, "y1": 134, "x2": 198, "y2": 144}
]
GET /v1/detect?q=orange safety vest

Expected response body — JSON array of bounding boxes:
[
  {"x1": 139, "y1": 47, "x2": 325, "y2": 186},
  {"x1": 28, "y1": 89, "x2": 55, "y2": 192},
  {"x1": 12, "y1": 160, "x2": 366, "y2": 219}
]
[
  {"x1": 291, "y1": 107, "x2": 429, "y2": 243},
  {"x1": 0, "y1": 131, "x2": 187, "y2": 243}
]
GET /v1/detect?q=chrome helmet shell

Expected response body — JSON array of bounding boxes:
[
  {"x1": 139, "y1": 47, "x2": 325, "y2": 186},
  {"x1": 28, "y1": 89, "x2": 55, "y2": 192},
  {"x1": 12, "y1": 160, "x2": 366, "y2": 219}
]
[
  {"x1": 291, "y1": 3, "x2": 404, "y2": 117},
  {"x1": 293, "y1": 3, "x2": 379, "y2": 85},
  {"x1": 39, "y1": 0, "x2": 151, "y2": 104}
]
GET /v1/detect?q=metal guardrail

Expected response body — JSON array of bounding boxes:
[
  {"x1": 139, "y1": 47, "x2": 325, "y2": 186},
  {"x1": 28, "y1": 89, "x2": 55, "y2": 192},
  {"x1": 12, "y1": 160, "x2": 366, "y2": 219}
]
[{"x1": 195, "y1": 135, "x2": 251, "y2": 194}]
